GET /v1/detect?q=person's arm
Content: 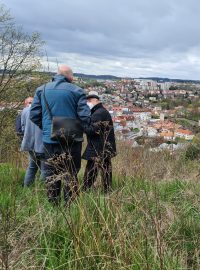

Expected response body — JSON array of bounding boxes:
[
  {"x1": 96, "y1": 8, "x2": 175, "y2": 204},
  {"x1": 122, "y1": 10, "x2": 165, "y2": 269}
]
[
  {"x1": 76, "y1": 88, "x2": 91, "y2": 124},
  {"x1": 84, "y1": 113, "x2": 103, "y2": 136},
  {"x1": 30, "y1": 89, "x2": 42, "y2": 129},
  {"x1": 15, "y1": 114, "x2": 23, "y2": 135},
  {"x1": 21, "y1": 110, "x2": 26, "y2": 133}
]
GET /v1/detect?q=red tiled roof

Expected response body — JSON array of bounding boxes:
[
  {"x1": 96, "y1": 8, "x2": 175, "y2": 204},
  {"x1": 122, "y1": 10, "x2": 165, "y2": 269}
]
[
  {"x1": 176, "y1": 129, "x2": 193, "y2": 135},
  {"x1": 131, "y1": 107, "x2": 151, "y2": 113},
  {"x1": 159, "y1": 132, "x2": 174, "y2": 137}
]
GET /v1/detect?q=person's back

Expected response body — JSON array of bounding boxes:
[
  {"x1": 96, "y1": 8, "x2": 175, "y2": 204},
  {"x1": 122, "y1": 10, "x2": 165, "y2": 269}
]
[
  {"x1": 82, "y1": 92, "x2": 116, "y2": 193},
  {"x1": 21, "y1": 104, "x2": 45, "y2": 187},
  {"x1": 21, "y1": 107, "x2": 44, "y2": 154},
  {"x1": 31, "y1": 74, "x2": 90, "y2": 144},
  {"x1": 30, "y1": 65, "x2": 91, "y2": 205},
  {"x1": 83, "y1": 103, "x2": 116, "y2": 159}
]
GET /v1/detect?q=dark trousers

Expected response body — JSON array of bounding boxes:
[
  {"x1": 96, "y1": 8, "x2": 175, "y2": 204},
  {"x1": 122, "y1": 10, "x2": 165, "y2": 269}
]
[
  {"x1": 83, "y1": 157, "x2": 112, "y2": 192},
  {"x1": 43, "y1": 142, "x2": 82, "y2": 204}
]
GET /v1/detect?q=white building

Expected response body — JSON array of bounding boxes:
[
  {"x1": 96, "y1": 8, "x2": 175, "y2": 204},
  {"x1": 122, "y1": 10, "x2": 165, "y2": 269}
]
[
  {"x1": 147, "y1": 127, "x2": 158, "y2": 137},
  {"x1": 132, "y1": 108, "x2": 152, "y2": 121},
  {"x1": 175, "y1": 130, "x2": 194, "y2": 141}
]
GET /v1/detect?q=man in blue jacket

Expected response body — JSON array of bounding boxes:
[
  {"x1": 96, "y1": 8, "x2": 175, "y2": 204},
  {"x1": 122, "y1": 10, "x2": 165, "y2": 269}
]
[{"x1": 30, "y1": 65, "x2": 91, "y2": 205}]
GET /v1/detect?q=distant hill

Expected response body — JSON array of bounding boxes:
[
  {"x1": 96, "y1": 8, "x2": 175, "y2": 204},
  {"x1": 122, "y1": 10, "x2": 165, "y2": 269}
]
[
  {"x1": 74, "y1": 73, "x2": 121, "y2": 80},
  {"x1": 75, "y1": 73, "x2": 200, "y2": 83},
  {"x1": 137, "y1": 77, "x2": 200, "y2": 83},
  {"x1": 1, "y1": 69, "x2": 199, "y2": 83}
]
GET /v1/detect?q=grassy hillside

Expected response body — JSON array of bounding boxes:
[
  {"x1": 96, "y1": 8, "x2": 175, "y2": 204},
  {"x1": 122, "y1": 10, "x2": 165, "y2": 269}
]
[{"x1": 0, "y1": 145, "x2": 200, "y2": 270}]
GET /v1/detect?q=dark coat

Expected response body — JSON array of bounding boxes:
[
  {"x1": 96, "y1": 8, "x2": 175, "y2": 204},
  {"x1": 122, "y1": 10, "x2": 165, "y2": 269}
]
[
  {"x1": 30, "y1": 74, "x2": 91, "y2": 144},
  {"x1": 15, "y1": 114, "x2": 23, "y2": 138},
  {"x1": 82, "y1": 103, "x2": 116, "y2": 160}
]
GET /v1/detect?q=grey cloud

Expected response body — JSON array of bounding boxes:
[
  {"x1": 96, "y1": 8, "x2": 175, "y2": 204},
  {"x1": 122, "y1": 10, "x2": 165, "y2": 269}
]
[{"x1": 3, "y1": 0, "x2": 200, "y2": 78}]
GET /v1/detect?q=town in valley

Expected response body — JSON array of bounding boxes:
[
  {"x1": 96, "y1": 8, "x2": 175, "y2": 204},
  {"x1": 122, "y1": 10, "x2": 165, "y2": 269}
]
[
  {"x1": 76, "y1": 75, "x2": 200, "y2": 152},
  {"x1": 1, "y1": 74, "x2": 200, "y2": 152}
]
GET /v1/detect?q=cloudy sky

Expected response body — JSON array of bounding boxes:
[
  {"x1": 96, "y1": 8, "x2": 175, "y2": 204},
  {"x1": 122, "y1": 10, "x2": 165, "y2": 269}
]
[{"x1": 3, "y1": 0, "x2": 200, "y2": 79}]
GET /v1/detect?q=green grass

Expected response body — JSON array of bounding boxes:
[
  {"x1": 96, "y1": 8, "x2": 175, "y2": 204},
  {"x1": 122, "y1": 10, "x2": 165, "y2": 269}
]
[{"x1": 0, "y1": 163, "x2": 200, "y2": 270}]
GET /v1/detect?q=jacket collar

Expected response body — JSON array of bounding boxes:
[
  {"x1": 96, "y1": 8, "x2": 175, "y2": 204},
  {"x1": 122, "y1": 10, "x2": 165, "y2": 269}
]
[
  {"x1": 91, "y1": 102, "x2": 103, "y2": 113},
  {"x1": 52, "y1": 74, "x2": 71, "y2": 83}
]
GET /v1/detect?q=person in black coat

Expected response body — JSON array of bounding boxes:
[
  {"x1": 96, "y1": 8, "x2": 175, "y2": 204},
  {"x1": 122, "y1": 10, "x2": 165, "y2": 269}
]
[{"x1": 82, "y1": 92, "x2": 116, "y2": 192}]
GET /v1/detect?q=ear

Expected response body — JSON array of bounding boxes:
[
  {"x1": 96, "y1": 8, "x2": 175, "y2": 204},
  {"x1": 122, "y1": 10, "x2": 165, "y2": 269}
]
[{"x1": 70, "y1": 75, "x2": 74, "y2": 82}]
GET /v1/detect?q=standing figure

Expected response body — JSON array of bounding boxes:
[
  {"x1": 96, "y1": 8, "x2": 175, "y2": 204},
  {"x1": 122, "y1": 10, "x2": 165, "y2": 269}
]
[
  {"x1": 21, "y1": 97, "x2": 45, "y2": 186},
  {"x1": 15, "y1": 97, "x2": 33, "y2": 140},
  {"x1": 30, "y1": 65, "x2": 91, "y2": 205},
  {"x1": 83, "y1": 91, "x2": 116, "y2": 192}
]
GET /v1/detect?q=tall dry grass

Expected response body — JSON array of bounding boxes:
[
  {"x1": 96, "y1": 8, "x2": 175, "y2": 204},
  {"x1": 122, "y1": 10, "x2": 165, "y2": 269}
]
[{"x1": 0, "y1": 142, "x2": 200, "y2": 270}]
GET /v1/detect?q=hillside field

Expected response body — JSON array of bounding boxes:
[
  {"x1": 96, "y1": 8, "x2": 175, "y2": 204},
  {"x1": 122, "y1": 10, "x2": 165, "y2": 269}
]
[{"x1": 0, "y1": 145, "x2": 200, "y2": 270}]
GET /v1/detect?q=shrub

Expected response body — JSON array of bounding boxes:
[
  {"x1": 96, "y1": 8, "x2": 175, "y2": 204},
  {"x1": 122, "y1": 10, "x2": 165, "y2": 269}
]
[{"x1": 185, "y1": 144, "x2": 200, "y2": 160}]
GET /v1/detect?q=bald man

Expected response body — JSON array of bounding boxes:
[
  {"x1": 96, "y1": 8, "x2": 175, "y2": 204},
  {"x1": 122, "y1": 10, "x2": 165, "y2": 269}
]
[
  {"x1": 24, "y1": 97, "x2": 34, "y2": 107},
  {"x1": 15, "y1": 97, "x2": 33, "y2": 139},
  {"x1": 30, "y1": 65, "x2": 91, "y2": 205}
]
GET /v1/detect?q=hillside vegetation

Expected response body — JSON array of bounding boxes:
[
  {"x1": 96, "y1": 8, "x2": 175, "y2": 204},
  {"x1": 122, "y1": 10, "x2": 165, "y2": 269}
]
[{"x1": 0, "y1": 144, "x2": 200, "y2": 270}]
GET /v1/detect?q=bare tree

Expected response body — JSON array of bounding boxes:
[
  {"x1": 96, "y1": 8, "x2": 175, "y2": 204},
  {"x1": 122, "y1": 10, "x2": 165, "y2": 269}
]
[
  {"x1": 0, "y1": 4, "x2": 43, "y2": 102},
  {"x1": 0, "y1": 4, "x2": 43, "y2": 159}
]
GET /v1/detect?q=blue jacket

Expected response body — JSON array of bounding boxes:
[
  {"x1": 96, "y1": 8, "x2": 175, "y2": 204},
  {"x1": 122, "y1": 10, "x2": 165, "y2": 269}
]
[
  {"x1": 30, "y1": 74, "x2": 91, "y2": 144},
  {"x1": 20, "y1": 107, "x2": 44, "y2": 153}
]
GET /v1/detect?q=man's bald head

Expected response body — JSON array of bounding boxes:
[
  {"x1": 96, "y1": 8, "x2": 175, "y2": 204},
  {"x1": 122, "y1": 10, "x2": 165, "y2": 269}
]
[
  {"x1": 58, "y1": 65, "x2": 73, "y2": 82},
  {"x1": 24, "y1": 97, "x2": 33, "y2": 107}
]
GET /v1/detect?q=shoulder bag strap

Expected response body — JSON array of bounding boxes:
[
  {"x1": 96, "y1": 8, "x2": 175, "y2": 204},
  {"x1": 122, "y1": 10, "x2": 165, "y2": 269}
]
[{"x1": 43, "y1": 84, "x2": 53, "y2": 120}]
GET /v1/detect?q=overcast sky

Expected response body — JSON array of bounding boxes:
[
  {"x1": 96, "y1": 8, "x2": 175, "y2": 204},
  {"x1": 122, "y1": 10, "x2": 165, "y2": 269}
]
[{"x1": 3, "y1": 0, "x2": 200, "y2": 79}]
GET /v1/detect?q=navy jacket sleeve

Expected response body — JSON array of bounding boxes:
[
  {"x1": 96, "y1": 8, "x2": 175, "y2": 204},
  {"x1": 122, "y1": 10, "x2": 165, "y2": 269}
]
[
  {"x1": 21, "y1": 107, "x2": 28, "y2": 133},
  {"x1": 84, "y1": 113, "x2": 102, "y2": 136},
  {"x1": 76, "y1": 88, "x2": 91, "y2": 124},
  {"x1": 30, "y1": 88, "x2": 42, "y2": 129},
  {"x1": 15, "y1": 114, "x2": 23, "y2": 135}
]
